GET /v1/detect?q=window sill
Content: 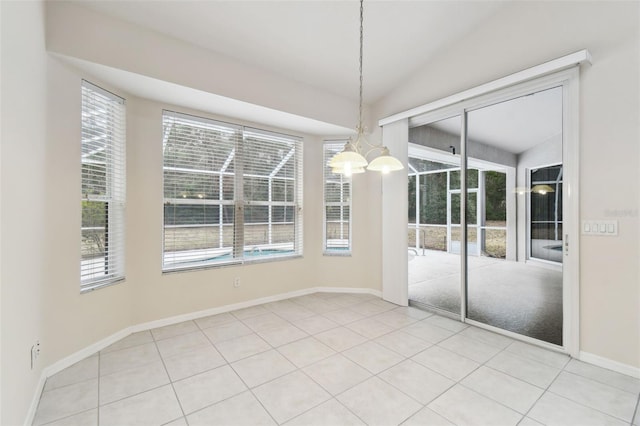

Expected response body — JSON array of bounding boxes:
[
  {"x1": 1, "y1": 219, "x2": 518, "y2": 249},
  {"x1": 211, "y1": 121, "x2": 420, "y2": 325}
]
[
  {"x1": 81, "y1": 277, "x2": 125, "y2": 294},
  {"x1": 323, "y1": 250, "x2": 352, "y2": 257},
  {"x1": 162, "y1": 253, "x2": 303, "y2": 275}
]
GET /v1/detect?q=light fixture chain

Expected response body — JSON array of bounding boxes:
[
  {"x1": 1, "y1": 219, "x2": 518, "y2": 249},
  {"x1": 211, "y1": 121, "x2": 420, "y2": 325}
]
[{"x1": 358, "y1": 0, "x2": 364, "y2": 134}]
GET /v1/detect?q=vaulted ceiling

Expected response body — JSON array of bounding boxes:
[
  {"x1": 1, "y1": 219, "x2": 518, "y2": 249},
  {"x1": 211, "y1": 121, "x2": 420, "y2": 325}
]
[{"x1": 72, "y1": 1, "x2": 510, "y2": 105}]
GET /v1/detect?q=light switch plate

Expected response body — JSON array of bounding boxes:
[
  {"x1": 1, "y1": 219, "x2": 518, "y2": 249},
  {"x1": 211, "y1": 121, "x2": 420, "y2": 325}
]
[{"x1": 582, "y1": 220, "x2": 618, "y2": 236}]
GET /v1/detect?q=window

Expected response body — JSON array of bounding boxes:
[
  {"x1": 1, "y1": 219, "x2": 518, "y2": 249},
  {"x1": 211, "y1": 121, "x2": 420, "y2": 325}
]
[
  {"x1": 81, "y1": 81, "x2": 126, "y2": 291},
  {"x1": 162, "y1": 111, "x2": 302, "y2": 271},
  {"x1": 323, "y1": 142, "x2": 351, "y2": 253}
]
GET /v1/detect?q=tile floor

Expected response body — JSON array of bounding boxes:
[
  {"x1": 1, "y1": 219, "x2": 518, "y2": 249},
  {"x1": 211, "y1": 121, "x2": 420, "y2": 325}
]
[{"x1": 33, "y1": 292, "x2": 640, "y2": 426}]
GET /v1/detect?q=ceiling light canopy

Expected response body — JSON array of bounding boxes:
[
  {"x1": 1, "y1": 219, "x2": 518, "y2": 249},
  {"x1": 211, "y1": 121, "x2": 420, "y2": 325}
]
[{"x1": 330, "y1": 0, "x2": 403, "y2": 176}]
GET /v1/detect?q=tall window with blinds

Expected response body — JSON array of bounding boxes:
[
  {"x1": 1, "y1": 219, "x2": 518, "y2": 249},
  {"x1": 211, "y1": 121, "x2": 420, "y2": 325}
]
[
  {"x1": 162, "y1": 111, "x2": 303, "y2": 271},
  {"x1": 81, "y1": 81, "x2": 126, "y2": 291},
  {"x1": 323, "y1": 142, "x2": 352, "y2": 253}
]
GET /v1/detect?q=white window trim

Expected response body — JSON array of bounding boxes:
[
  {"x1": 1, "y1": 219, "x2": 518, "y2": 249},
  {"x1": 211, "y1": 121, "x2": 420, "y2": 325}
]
[{"x1": 161, "y1": 110, "x2": 303, "y2": 273}]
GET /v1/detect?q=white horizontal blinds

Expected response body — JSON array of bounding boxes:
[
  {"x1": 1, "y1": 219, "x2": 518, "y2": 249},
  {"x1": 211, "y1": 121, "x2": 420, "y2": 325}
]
[
  {"x1": 162, "y1": 111, "x2": 241, "y2": 270},
  {"x1": 81, "y1": 81, "x2": 126, "y2": 289},
  {"x1": 241, "y1": 128, "x2": 303, "y2": 259},
  {"x1": 323, "y1": 142, "x2": 351, "y2": 252}
]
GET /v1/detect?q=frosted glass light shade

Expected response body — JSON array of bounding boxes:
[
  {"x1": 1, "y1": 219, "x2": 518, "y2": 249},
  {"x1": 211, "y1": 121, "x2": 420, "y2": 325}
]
[
  {"x1": 367, "y1": 148, "x2": 404, "y2": 174},
  {"x1": 531, "y1": 184, "x2": 555, "y2": 195},
  {"x1": 329, "y1": 149, "x2": 368, "y2": 169},
  {"x1": 332, "y1": 164, "x2": 365, "y2": 176}
]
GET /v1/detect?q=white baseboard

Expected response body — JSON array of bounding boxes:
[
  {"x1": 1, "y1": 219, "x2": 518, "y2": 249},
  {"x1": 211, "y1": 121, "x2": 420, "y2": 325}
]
[
  {"x1": 23, "y1": 286, "x2": 381, "y2": 426},
  {"x1": 579, "y1": 351, "x2": 640, "y2": 379}
]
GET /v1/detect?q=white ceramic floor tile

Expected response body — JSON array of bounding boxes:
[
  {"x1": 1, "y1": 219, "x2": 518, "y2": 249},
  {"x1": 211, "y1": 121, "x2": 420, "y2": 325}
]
[
  {"x1": 285, "y1": 398, "x2": 365, "y2": 426},
  {"x1": 151, "y1": 321, "x2": 199, "y2": 341},
  {"x1": 461, "y1": 366, "x2": 543, "y2": 414},
  {"x1": 101, "y1": 331, "x2": 154, "y2": 354},
  {"x1": 350, "y1": 302, "x2": 394, "y2": 316},
  {"x1": 231, "y1": 349, "x2": 296, "y2": 387},
  {"x1": 41, "y1": 409, "x2": 97, "y2": 426},
  {"x1": 257, "y1": 323, "x2": 308, "y2": 347},
  {"x1": 342, "y1": 341, "x2": 405, "y2": 374},
  {"x1": 44, "y1": 356, "x2": 98, "y2": 391},
  {"x1": 99, "y1": 385, "x2": 183, "y2": 426},
  {"x1": 337, "y1": 377, "x2": 422, "y2": 426},
  {"x1": 393, "y1": 306, "x2": 432, "y2": 320},
  {"x1": 215, "y1": 333, "x2": 271, "y2": 362},
  {"x1": 274, "y1": 305, "x2": 316, "y2": 321},
  {"x1": 201, "y1": 321, "x2": 253, "y2": 344},
  {"x1": 186, "y1": 391, "x2": 276, "y2": 426},
  {"x1": 374, "y1": 330, "x2": 432, "y2": 358},
  {"x1": 379, "y1": 359, "x2": 454, "y2": 404},
  {"x1": 100, "y1": 343, "x2": 161, "y2": 376},
  {"x1": 298, "y1": 300, "x2": 342, "y2": 315},
  {"x1": 33, "y1": 380, "x2": 98, "y2": 426},
  {"x1": 303, "y1": 354, "x2": 372, "y2": 395},
  {"x1": 564, "y1": 359, "x2": 640, "y2": 394},
  {"x1": 346, "y1": 317, "x2": 395, "y2": 339},
  {"x1": 325, "y1": 295, "x2": 362, "y2": 308},
  {"x1": 438, "y1": 334, "x2": 502, "y2": 363},
  {"x1": 253, "y1": 371, "x2": 331, "y2": 424},
  {"x1": 194, "y1": 312, "x2": 236, "y2": 330},
  {"x1": 402, "y1": 406, "x2": 455, "y2": 426},
  {"x1": 486, "y1": 351, "x2": 561, "y2": 389},
  {"x1": 459, "y1": 326, "x2": 514, "y2": 349},
  {"x1": 517, "y1": 417, "x2": 544, "y2": 426},
  {"x1": 163, "y1": 417, "x2": 188, "y2": 426},
  {"x1": 162, "y1": 344, "x2": 226, "y2": 382},
  {"x1": 314, "y1": 327, "x2": 368, "y2": 352},
  {"x1": 155, "y1": 331, "x2": 210, "y2": 359},
  {"x1": 292, "y1": 315, "x2": 339, "y2": 335},
  {"x1": 412, "y1": 345, "x2": 479, "y2": 381},
  {"x1": 277, "y1": 336, "x2": 336, "y2": 368},
  {"x1": 241, "y1": 313, "x2": 288, "y2": 332},
  {"x1": 548, "y1": 371, "x2": 637, "y2": 421},
  {"x1": 402, "y1": 321, "x2": 456, "y2": 344},
  {"x1": 506, "y1": 341, "x2": 570, "y2": 369},
  {"x1": 100, "y1": 360, "x2": 170, "y2": 405},
  {"x1": 528, "y1": 392, "x2": 628, "y2": 426},
  {"x1": 372, "y1": 310, "x2": 419, "y2": 329},
  {"x1": 423, "y1": 315, "x2": 468, "y2": 332},
  {"x1": 322, "y1": 308, "x2": 366, "y2": 325},
  {"x1": 173, "y1": 365, "x2": 247, "y2": 414},
  {"x1": 231, "y1": 305, "x2": 270, "y2": 320},
  {"x1": 428, "y1": 384, "x2": 522, "y2": 426}
]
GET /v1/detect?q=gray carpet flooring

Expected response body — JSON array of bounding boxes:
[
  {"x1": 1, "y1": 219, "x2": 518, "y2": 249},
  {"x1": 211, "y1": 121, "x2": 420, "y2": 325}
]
[{"x1": 408, "y1": 250, "x2": 563, "y2": 345}]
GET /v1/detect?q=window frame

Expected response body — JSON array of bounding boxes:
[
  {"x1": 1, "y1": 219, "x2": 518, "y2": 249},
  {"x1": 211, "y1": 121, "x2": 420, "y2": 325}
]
[
  {"x1": 162, "y1": 110, "x2": 303, "y2": 273},
  {"x1": 323, "y1": 140, "x2": 352, "y2": 255},
  {"x1": 80, "y1": 80, "x2": 126, "y2": 292}
]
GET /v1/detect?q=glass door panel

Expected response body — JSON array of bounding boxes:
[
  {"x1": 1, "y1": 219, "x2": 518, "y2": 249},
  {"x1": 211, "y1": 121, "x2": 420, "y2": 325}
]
[
  {"x1": 407, "y1": 115, "x2": 461, "y2": 315},
  {"x1": 465, "y1": 86, "x2": 564, "y2": 345}
]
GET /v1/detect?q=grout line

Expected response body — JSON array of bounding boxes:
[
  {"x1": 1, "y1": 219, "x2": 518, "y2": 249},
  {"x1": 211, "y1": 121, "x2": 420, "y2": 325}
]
[
  {"x1": 632, "y1": 393, "x2": 639, "y2": 426},
  {"x1": 151, "y1": 332, "x2": 189, "y2": 423}
]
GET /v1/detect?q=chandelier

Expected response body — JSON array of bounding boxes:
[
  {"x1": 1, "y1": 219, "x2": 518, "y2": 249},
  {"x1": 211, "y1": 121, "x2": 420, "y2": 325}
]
[{"x1": 329, "y1": 0, "x2": 404, "y2": 176}]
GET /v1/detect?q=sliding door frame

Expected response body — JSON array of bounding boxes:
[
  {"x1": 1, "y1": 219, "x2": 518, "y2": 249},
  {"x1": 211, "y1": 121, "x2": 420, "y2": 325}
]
[{"x1": 404, "y1": 68, "x2": 580, "y2": 356}]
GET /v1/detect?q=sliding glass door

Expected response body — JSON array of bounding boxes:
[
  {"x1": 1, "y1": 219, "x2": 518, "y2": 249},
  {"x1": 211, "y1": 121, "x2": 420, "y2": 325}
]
[{"x1": 407, "y1": 83, "x2": 569, "y2": 347}]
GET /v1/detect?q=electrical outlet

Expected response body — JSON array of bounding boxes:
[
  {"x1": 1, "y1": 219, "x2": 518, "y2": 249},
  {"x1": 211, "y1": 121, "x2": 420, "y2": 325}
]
[
  {"x1": 31, "y1": 341, "x2": 41, "y2": 369},
  {"x1": 233, "y1": 277, "x2": 241, "y2": 288}
]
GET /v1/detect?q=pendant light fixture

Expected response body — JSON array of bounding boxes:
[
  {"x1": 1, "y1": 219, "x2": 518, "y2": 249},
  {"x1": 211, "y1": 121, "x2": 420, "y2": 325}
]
[{"x1": 329, "y1": 0, "x2": 403, "y2": 176}]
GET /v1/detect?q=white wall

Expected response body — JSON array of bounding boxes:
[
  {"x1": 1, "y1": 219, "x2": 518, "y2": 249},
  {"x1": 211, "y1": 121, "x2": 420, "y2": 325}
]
[{"x1": 373, "y1": 1, "x2": 640, "y2": 368}]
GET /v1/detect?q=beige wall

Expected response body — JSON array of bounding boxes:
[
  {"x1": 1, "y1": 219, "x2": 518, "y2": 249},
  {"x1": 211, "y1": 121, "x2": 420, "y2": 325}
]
[
  {"x1": 372, "y1": 1, "x2": 640, "y2": 368},
  {"x1": 1, "y1": 2, "x2": 50, "y2": 424},
  {"x1": 2, "y1": 3, "x2": 381, "y2": 424}
]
